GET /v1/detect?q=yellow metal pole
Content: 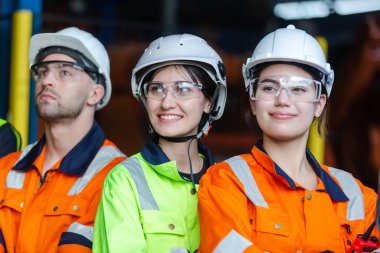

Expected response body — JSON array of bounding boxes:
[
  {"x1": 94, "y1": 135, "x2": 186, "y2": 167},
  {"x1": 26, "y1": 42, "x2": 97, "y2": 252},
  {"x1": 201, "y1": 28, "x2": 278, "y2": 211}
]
[
  {"x1": 307, "y1": 36, "x2": 328, "y2": 163},
  {"x1": 8, "y1": 10, "x2": 33, "y2": 149}
]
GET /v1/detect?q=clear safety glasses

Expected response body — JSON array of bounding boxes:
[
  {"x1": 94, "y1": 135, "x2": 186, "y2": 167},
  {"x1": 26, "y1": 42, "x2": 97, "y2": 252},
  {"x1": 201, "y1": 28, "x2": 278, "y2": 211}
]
[
  {"x1": 31, "y1": 60, "x2": 98, "y2": 83},
  {"x1": 249, "y1": 75, "x2": 322, "y2": 102},
  {"x1": 143, "y1": 81, "x2": 203, "y2": 101}
]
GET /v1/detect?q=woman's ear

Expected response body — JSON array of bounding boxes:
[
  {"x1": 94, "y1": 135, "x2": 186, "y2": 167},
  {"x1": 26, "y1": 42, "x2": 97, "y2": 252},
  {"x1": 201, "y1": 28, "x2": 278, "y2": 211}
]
[
  {"x1": 88, "y1": 84, "x2": 105, "y2": 107},
  {"x1": 203, "y1": 98, "x2": 212, "y2": 114},
  {"x1": 250, "y1": 100, "x2": 256, "y2": 115},
  {"x1": 315, "y1": 94, "x2": 327, "y2": 117}
]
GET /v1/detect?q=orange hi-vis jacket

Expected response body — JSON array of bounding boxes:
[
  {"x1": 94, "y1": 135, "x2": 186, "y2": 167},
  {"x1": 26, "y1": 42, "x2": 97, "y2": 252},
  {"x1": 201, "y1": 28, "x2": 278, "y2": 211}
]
[
  {"x1": 198, "y1": 141, "x2": 379, "y2": 253},
  {"x1": 0, "y1": 122, "x2": 126, "y2": 253}
]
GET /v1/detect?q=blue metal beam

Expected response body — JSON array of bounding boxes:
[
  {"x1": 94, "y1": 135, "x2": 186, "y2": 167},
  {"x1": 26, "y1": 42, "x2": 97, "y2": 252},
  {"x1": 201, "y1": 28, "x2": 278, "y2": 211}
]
[
  {"x1": 0, "y1": 0, "x2": 15, "y2": 118},
  {"x1": 0, "y1": 0, "x2": 42, "y2": 142}
]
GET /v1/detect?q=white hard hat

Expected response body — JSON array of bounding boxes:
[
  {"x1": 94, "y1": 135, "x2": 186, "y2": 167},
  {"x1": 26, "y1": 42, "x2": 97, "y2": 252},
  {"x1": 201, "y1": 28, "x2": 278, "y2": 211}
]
[
  {"x1": 131, "y1": 34, "x2": 227, "y2": 121},
  {"x1": 243, "y1": 25, "x2": 334, "y2": 96},
  {"x1": 29, "y1": 27, "x2": 111, "y2": 110}
]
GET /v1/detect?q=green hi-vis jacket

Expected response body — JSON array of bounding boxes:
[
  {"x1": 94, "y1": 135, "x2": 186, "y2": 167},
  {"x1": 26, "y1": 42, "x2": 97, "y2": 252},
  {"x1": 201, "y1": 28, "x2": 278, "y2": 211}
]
[
  {"x1": 93, "y1": 138, "x2": 214, "y2": 253},
  {"x1": 0, "y1": 118, "x2": 21, "y2": 158}
]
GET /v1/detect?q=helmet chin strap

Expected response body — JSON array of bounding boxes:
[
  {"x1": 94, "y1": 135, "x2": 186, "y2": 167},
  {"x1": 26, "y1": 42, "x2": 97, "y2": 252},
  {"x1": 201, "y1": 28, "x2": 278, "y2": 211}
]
[
  {"x1": 155, "y1": 132, "x2": 197, "y2": 143},
  {"x1": 153, "y1": 118, "x2": 212, "y2": 192},
  {"x1": 147, "y1": 113, "x2": 213, "y2": 192}
]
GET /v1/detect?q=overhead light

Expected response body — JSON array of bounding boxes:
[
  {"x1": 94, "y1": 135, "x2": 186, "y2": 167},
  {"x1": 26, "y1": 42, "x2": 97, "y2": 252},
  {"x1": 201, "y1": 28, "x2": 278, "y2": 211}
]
[
  {"x1": 274, "y1": 1, "x2": 330, "y2": 20},
  {"x1": 274, "y1": 0, "x2": 380, "y2": 20},
  {"x1": 334, "y1": 0, "x2": 380, "y2": 15}
]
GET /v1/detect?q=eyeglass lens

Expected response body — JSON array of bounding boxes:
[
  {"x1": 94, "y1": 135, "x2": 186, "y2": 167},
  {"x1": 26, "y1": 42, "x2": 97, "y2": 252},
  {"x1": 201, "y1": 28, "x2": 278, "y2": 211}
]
[
  {"x1": 250, "y1": 75, "x2": 321, "y2": 102},
  {"x1": 32, "y1": 61, "x2": 86, "y2": 83},
  {"x1": 143, "y1": 81, "x2": 202, "y2": 101}
]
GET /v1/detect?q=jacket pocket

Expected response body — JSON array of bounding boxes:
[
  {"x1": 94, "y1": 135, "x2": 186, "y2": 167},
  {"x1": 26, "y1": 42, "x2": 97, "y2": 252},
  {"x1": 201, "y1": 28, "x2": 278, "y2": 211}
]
[
  {"x1": 252, "y1": 207, "x2": 290, "y2": 237},
  {"x1": 0, "y1": 188, "x2": 26, "y2": 213},
  {"x1": 141, "y1": 210, "x2": 186, "y2": 236},
  {"x1": 44, "y1": 193, "x2": 90, "y2": 217}
]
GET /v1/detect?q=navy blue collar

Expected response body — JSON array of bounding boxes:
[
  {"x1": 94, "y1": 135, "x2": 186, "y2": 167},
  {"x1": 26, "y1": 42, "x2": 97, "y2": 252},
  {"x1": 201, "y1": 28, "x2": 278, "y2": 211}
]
[
  {"x1": 141, "y1": 137, "x2": 215, "y2": 168},
  {"x1": 13, "y1": 121, "x2": 105, "y2": 176},
  {"x1": 256, "y1": 140, "x2": 348, "y2": 202}
]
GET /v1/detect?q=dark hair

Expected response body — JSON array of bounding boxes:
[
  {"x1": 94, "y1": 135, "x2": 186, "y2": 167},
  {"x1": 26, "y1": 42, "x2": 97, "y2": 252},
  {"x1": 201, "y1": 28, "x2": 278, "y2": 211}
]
[
  {"x1": 182, "y1": 64, "x2": 216, "y2": 101},
  {"x1": 244, "y1": 62, "x2": 329, "y2": 136},
  {"x1": 182, "y1": 64, "x2": 217, "y2": 131}
]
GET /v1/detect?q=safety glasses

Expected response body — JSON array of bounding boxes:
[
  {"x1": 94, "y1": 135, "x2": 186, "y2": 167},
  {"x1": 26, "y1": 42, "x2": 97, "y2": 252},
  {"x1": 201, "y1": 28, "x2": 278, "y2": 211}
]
[
  {"x1": 143, "y1": 81, "x2": 203, "y2": 101},
  {"x1": 31, "y1": 60, "x2": 98, "y2": 83},
  {"x1": 249, "y1": 75, "x2": 322, "y2": 102}
]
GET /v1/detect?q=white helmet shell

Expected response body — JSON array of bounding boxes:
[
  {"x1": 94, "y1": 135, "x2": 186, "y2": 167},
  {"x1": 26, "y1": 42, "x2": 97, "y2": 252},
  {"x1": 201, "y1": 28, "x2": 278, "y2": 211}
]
[
  {"x1": 29, "y1": 27, "x2": 111, "y2": 110},
  {"x1": 243, "y1": 25, "x2": 334, "y2": 96},
  {"x1": 131, "y1": 34, "x2": 227, "y2": 121}
]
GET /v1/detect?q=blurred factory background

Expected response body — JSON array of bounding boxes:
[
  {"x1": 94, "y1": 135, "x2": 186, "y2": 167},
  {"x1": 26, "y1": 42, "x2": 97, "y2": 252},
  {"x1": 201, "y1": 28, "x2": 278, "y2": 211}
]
[{"x1": 1, "y1": 0, "x2": 380, "y2": 162}]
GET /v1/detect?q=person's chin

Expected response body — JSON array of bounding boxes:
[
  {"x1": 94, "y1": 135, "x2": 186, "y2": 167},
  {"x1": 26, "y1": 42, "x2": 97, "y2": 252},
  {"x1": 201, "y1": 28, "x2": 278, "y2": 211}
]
[{"x1": 157, "y1": 129, "x2": 189, "y2": 137}]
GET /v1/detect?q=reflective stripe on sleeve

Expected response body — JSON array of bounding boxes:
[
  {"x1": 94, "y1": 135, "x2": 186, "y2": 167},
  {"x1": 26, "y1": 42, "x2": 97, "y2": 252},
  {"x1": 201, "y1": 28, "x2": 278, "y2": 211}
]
[
  {"x1": 328, "y1": 167, "x2": 365, "y2": 221},
  {"x1": 68, "y1": 146, "x2": 125, "y2": 196},
  {"x1": 226, "y1": 156, "x2": 268, "y2": 208},
  {"x1": 213, "y1": 230, "x2": 252, "y2": 253},
  {"x1": 66, "y1": 222, "x2": 93, "y2": 242},
  {"x1": 59, "y1": 223, "x2": 93, "y2": 249},
  {"x1": 171, "y1": 247, "x2": 190, "y2": 253},
  {"x1": 122, "y1": 157, "x2": 159, "y2": 210},
  {"x1": 6, "y1": 143, "x2": 36, "y2": 189}
]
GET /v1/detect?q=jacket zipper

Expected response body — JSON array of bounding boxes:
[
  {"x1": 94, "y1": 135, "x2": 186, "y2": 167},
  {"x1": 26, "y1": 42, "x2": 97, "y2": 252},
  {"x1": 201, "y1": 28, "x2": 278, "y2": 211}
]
[{"x1": 39, "y1": 170, "x2": 50, "y2": 189}]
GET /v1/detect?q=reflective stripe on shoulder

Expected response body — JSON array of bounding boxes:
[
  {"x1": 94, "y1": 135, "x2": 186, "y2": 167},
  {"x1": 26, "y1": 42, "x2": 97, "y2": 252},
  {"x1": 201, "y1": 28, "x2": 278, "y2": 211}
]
[
  {"x1": 68, "y1": 146, "x2": 125, "y2": 196},
  {"x1": 213, "y1": 230, "x2": 252, "y2": 253},
  {"x1": 226, "y1": 156, "x2": 268, "y2": 208},
  {"x1": 121, "y1": 157, "x2": 159, "y2": 210},
  {"x1": 6, "y1": 170, "x2": 25, "y2": 189},
  {"x1": 67, "y1": 222, "x2": 93, "y2": 242},
  {"x1": 6, "y1": 143, "x2": 37, "y2": 189},
  {"x1": 171, "y1": 247, "x2": 190, "y2": 253},
  {"x1": 328, "y1": 167, "x2": 365, "y2": 221}
]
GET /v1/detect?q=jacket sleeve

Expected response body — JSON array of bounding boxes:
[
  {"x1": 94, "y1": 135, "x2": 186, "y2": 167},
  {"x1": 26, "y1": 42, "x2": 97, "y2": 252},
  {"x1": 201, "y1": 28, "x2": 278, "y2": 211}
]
[
  {"x1": 197, "y1": 162, "x2": 266, "y2": 253},
  {"x1": 57, "y1": 156, "x2": 125, "y2": 253},
  {"x1": 92, "y1": 164, "x2": 147, "y2": 253},
  {"x1": 0, "y1": 123, "x2": 19, "y2": 158},
  {"x1": 0, "y1": 229, "x2": 5, "y2": 253},
  {"x1": 57, "y1": 187, "x2": 101, "y2": 253},
  {"x1": 357, "y1": 179, "x2": 380, "y2": 240}
]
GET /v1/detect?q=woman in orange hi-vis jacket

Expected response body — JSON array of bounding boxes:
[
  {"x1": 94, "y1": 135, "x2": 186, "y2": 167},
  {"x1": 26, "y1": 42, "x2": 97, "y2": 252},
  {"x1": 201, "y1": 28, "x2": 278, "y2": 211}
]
[{"x1": 197, "y1": 25, "x2": 380, "y2": 253}]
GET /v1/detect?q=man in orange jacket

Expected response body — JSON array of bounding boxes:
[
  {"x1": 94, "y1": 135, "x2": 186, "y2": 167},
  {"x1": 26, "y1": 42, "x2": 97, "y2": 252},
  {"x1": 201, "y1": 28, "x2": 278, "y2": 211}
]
[{"x1": 0, "y1": 27, "x2": 126, "y2": 253}]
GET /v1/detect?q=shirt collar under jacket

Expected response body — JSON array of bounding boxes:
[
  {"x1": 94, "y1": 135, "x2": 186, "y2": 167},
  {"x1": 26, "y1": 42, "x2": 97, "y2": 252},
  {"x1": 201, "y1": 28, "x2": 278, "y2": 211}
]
[
  {"x1": 140, "y1": 138, "x2": 215, "y2": 181},
  {"x1": 254, "y1": 140, "x2": 349, "y2": 202},
  {"x1": 12, "y1": 121, "x2": 106, "y2": 176}
]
